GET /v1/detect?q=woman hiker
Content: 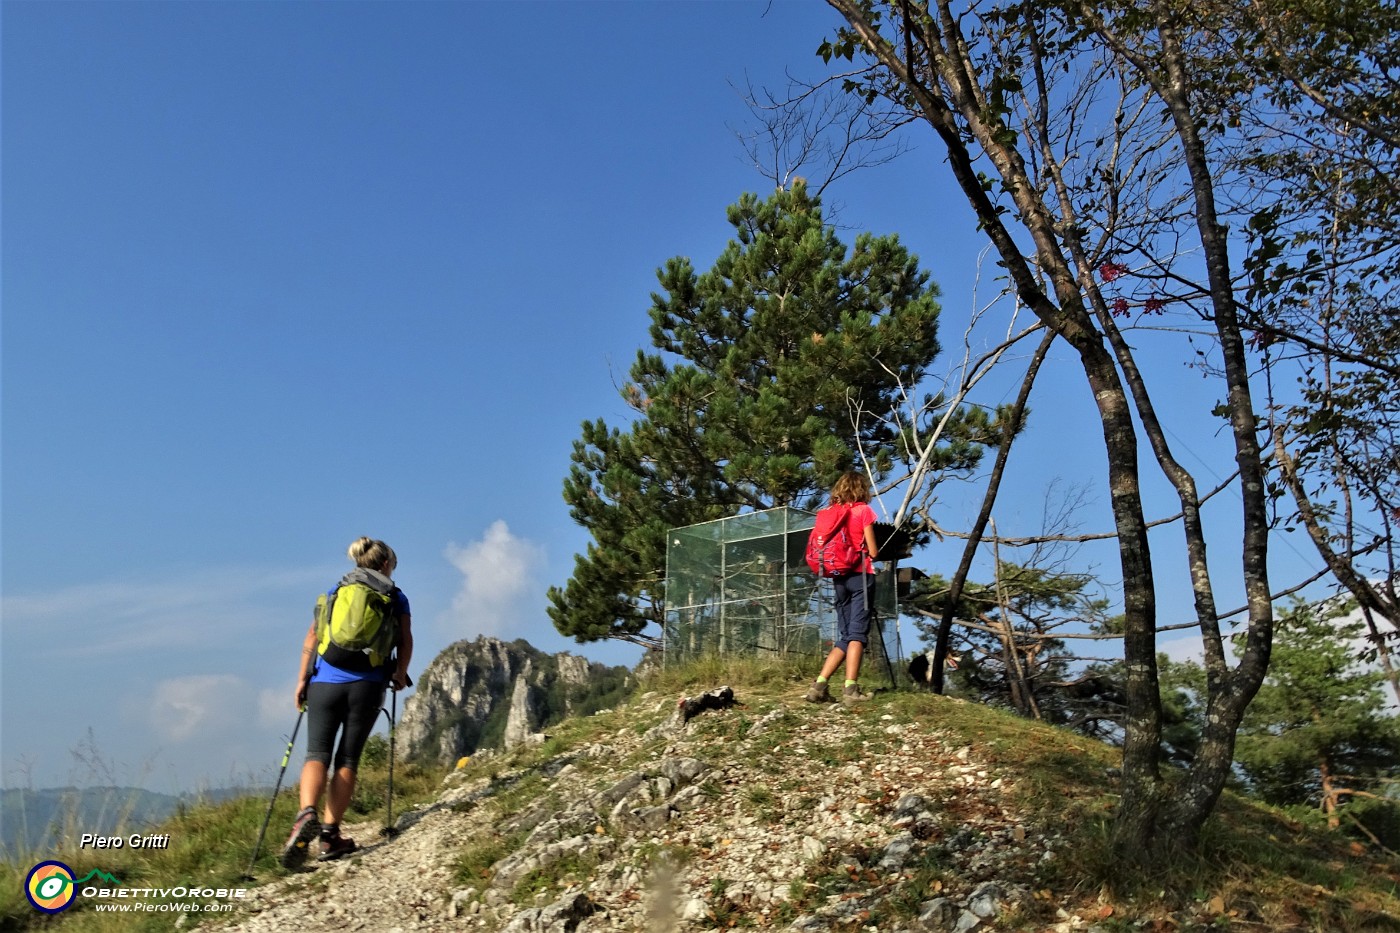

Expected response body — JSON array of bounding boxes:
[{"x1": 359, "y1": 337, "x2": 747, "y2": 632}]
[
  {"x1": 805, "y1": 471, "x2": 880, "y2": 703},
  {"x1": 281, "y1": 537, "x2": 413, "y2": 867}
]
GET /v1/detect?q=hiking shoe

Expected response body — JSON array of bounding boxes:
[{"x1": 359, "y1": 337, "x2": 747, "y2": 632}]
[
  {"x1": 318, "y1": 833, "x2": 358, "y2": 862},
  {"x1": 279, "y1": 806, "x2": 320, "y2": 870},
  {"x1": 804, "y1": 680, "x2": 832, "y2": 703},
  {"x1": 841, "y1": 683, "x2": 871, "y2": 704}
]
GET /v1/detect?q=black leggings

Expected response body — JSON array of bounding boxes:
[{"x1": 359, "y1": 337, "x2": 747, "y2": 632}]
[{"x1": 304, "y1": 680, "x2": 385, "y2": 772}]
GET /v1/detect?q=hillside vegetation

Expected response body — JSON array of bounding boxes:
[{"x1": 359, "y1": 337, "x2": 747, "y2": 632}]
[{"x1": 4, "y1": 658, "x2": 1398, "y2": 932}]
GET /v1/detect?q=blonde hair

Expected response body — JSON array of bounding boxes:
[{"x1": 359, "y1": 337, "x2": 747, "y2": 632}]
[
  {"x1": 830, "y1": 471, "x2": 872, "y2": 506},
  {"x1": 348, "y1": 537, "x2": 397, "y2": 575}
]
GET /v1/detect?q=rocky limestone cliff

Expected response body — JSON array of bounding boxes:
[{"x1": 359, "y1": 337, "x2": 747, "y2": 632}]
[{"x1": 399, "y1": 636, "x2": 633, "y2": 764}]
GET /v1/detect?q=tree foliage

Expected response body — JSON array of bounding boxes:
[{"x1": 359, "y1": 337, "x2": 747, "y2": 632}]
[
  {"x1": 550, "y1": 184, "x2": 991, "y2": 648},
  {"x1": 1202, "y1": 0, "x2": 1400, "y2": 688},
  {"x1": 1163, "y1": 599, "x2": 1400, "y2": 845},
  {"x1": 910, "y1": 560, "x2": 1123, "y2": 736},
  {"x1": 1232, "y1": 600, "x2": 1400, "y2": 826}
]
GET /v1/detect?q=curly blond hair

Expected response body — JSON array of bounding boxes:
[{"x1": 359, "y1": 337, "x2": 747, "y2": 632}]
[{"x1": 830, "y1": 471, "x2": 872, "y2": 506}]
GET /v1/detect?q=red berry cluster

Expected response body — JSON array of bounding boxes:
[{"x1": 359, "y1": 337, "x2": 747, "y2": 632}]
[
  {"x1": 1098, "y1": 261, "x2": 1129, "y2": 282},
  {"x1": 1108, "y1": 295, "x2": 1166, "y2": 318},
  {"x1": 1099, "y1": 262, "x2": 1168, "y2": 318}
]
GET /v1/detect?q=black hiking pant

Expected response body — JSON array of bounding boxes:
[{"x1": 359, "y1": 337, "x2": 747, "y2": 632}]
[{"x1": 305, "y1": 679, "x2": 384, "y2": 772}]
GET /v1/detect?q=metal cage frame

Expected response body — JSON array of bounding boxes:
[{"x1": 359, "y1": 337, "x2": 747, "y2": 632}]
[{"x1": 662, "y1": 506, "x2": 896, "y2": 666}]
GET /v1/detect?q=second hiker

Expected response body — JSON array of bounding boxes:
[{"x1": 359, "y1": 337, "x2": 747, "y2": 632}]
[{"x1": 805, "y1": 471, "x2": 880, "y2": 703}]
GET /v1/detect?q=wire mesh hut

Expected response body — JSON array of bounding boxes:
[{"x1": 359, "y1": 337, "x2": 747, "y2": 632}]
[{"x1": 663, "y1": 507, "x2": 897, "y2": 667}]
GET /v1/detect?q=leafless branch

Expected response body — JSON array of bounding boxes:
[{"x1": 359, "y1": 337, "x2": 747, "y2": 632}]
[{"x1": 732, "y1": 72, "x2": 914, "y2": 199}]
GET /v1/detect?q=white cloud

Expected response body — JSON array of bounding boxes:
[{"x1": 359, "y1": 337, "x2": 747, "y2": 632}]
[
  {"x1": 442, "y1": 521, "x2": 546, "y2": 638},
  {"x1": 148, "y1": 674, "x2": 251, "y2": 743},
  {"x1": 1158, "y1": 632, "x2": 1207, "y2": 664},
  {"x1": 3, "y1": 565, "x2": 335, "y2": 789},
  {"x1": 259, "y1": 686, "x2": 292, "y2": 729}
]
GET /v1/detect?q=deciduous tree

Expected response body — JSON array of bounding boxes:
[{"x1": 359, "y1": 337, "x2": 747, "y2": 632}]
[{"x1": 815, "y1": 0, "x2": 1397, "y2": 861}]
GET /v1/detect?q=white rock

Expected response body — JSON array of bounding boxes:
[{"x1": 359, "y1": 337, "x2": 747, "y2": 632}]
[
  {"x1": 679, "y1": 896, "x2": 709, "y2": 921},
  {"x1": 953, "y1": 909, "x2": 983, "y2": 933}
]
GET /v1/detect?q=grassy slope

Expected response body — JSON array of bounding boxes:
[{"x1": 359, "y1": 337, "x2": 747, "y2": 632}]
[{"x1": 3, "y1": 657, "x2": 1398, "y2": 932}]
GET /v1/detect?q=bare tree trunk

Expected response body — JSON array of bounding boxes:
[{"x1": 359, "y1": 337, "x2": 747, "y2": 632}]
[
  {"x1": 991, "y1": 519, "x2": 1042, "y2": 719},
  {"x1": 932, "y1": 329, "x2": 1055, "y2": 692},
  {"x1": 1080, "y1": 2, "x2": 1276, "y2": 851},
  {"x1": 1319, "y1": 757, "x2": 1341, "y2": 830}
]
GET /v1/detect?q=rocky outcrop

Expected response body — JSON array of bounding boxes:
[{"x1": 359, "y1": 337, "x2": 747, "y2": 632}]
[
  {"x1": 225, "y1": 686, "x2": 1074, "y2": 933},
  {"x1": 397, "y1": 637, "x2": 633, "y2": 764},
  {"x1": 501, "y1": 658, "x2": 537, "y2": 750}
]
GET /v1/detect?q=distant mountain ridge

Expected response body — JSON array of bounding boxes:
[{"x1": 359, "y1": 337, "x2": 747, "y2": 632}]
[{"x1": 1, "y1": 785, "x2": 245, "y2": 859}]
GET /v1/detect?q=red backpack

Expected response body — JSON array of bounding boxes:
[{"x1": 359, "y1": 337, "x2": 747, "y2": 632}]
[{"x1": 805, "y1": 504, "x2": 865, "y2": 577}]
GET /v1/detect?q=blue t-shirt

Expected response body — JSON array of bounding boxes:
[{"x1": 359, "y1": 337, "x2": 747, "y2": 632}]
[{"x1": 311, "y1": 586, "x2": 411, "y2": 685}]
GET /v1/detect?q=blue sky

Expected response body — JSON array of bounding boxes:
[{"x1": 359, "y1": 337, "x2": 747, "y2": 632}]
[{"x1": 1, "y1": 1, "x2": 1324, "y2": 794}]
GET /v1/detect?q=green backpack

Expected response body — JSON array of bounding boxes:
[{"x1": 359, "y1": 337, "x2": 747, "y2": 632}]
[{"x1": 314, "y1": 568, "x2": 399, "y2": 674}]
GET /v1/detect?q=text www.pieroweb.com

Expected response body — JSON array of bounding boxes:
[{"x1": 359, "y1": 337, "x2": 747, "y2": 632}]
[{"x1": 93, "y1": 901, "x2": 234, "y2": 913}]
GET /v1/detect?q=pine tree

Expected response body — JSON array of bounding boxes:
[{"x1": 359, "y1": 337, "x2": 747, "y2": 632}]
[
  {"x1": 549, "y1": 183, "x2": 988, "y2": 647},
  {"x1": 910, "y1": 563, "x2": 1120, "y2": 732},
  {"x1": 1233, "y1": 599, "x2": 1400, "y2": 829}
]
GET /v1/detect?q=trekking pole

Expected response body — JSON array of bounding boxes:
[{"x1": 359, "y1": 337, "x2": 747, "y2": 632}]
[
  {"x1": 243, "y1": 708, "x2": 304, "y2": 879},
  {"x1": 867, "y1": 568, "x2": 897, "y2": 690},
  {"x1": 884, "y1": 556, "x2": 904, "y2": 690},
  {"x1": 878, "y1": 614, "x2": 897, "y2": 688},
  {"x1": 379, "y1": 676, "x2": 410, "y2": 838}
]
